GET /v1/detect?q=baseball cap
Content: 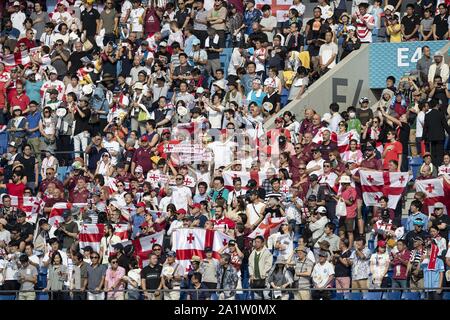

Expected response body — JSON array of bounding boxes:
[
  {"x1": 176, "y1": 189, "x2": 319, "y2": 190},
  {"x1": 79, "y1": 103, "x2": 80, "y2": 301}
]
[
  {"x1": 135, "y1": 165, "x2": 144, "y2": 173},
  {"x1": 162, "y1": 128, "x2": 171, "y2": 134},
  {"x1": 246, "y1": 179, "x2": 257, "y2": 188},
  {"x1": 307, "y1": 194, "x2": 317, "y2": 201},
  {"x1": 204, "y1": 247, "x2": 213, "y2": 253},
  {"x1": 159, "y1": 41, "x2": 167, "y2": 47},
  {"x1": 359, "y1": 97, "x2": 369, "y2": 104},
  {"x1": 113, "y1": 243, "x2": 124, "y2": 251},
  {"x1": 309, "y1": 174, "x2": 319, "y2": 182},
  {"x1": 275, "y1": 117, "x2": 284, "y2": 123},
  {"x1": 413, "y1": 217, "x2": 425, "y2": 226},
  {"x1": 140, "y1": 221, "x2": 149, "y2": 228},
  {"x1": 140, "y1": 135, "x2": 149, "y2": 142},
  {"x1": 62, "y1": 210, "x2": 72, "y2": 218},
  {"x1": 167, "y1": 251, "x2": 177, "y2": 257},
  {"x1": 377, "y1": 240, "x2": 386, "y2": 248},
  {"x1": 82, "y1": 246, "x2": 93, "y2": 252},
  {"x1": 316, "y1": 206, "x2": 327, "y2": 214},
  {"x1": 177, "y1": 208, "x2": 187, "y2": 215},
  {"x1": 318, "y1": 250, "x2": 328, "y2": 257},
  {"x1": 228, "y1": 240, "x2": 236, "y2": 246},
  {"x1": 434, "y1": 202, "x2": 445, "y2": 209},
  {"x1": 190, "y1": 255, "x2": 201, "y2": 263},
  {"x1": 192, "y1": 39, "x2": 201, "y2": 46},
  {"x1": 136, "y1": 202, "x2": 146, "y2": 208},
  {"x1": 190, "y1": 203, "x2": 201, "y2": 209}
]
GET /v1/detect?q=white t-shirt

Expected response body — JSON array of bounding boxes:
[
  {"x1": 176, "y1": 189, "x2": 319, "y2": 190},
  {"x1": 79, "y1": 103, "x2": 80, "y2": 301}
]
[
  {"x1": 121, "y1": 1, "x2": 133, "y2": 20},
  {"x1": 247, "y1": 202, "x2": 265, "y2": 226},
  {"x1": 171, "y1": 185, "x2": 192, "y2": 211},
  {"x1": 0, "y1": 229, "x2": 11, "y2": 244},
  {"x1": 228, "y1": 48, "x2": 245, "y2": 76},
  {"x1": 103, "y1": 140, "x2": 121, "y2": 165},
  {"x1": 311, "y1": 261, "x2": 335, "y2": 288},
  {"x1": 260, "y1": 16, "x2": 277, "y2": 42},
  {"x1": 100, "y1": 235, "x2": 122, "y2": 264},
  {"x1": 11, "y1": 11, "x2": 26, "y2": 35},
  {"x1": 206, "y1": 104, "x2": 224, "y2": 129},
  {"x1": 319, "y1": 42, "x2": 338, "y2": 69},
  {"x1": 416, "y1": 111, "x2": 425, "y2": 138},
  {"x1": 370, "y1": 252, "x2": 390, "y2": 279},
  {"x1": 208, "y1": 140, "x2": 235, "y2": 168},
  {"x1": 130, "y1": 7, "x2": 145, "y2": 32},
  {"x1": 307, "y1": 159, "x2": 325, "y2": 176}
]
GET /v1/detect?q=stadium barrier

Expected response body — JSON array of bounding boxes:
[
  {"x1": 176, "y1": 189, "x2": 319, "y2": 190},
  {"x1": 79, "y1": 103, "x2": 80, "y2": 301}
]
[{"x1": 0, "y1": 287, "x2": 449, "y2": 300}]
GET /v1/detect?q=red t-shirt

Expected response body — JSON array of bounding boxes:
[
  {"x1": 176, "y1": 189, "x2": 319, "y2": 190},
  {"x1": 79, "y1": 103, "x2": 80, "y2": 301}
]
[
  {"x1": 382, "y1": 141, "x2": 402, "y2": 170},
  {"x1": 6, "y1": 182, "x2": 26, "y2": 197},
  {"x1": 341, "y1": 186, "x2": 358, "y2": 219},
  {"x1": 8, "y1": 93, "x2": 30, "y2": 112}
]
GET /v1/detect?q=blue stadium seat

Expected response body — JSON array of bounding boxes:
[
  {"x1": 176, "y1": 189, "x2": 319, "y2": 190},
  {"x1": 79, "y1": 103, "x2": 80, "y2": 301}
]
[
  {"x1": 333, "y1": 293, "x2": 345, "y2": 300},
  {"x1": 362, "y1": 292, "x2": 382, "y2": 300},
  {"x1": 382, "y1": 292, "x2": 402, "y2": 300},
  {"x1": 0, "y1": 295, "x2": 16, "y2": 300},
  {"x1": 401, "y1": 292, "x2": 421, "y2": 300},
  {"x1": 442, "y1": 292, "x2": 450, "y2": 300},
  {"x1": 36, "y1": 292, "x2": 49, "y2": 300},
  {"x1": 344, "y1": 292, "x2": 362, "y2": 300}
]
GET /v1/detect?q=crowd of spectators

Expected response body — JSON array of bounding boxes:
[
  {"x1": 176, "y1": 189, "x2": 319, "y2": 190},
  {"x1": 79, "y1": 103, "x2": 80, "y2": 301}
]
[{"x1": 0, "y1": 0, "x2": 449, "y2": 301}]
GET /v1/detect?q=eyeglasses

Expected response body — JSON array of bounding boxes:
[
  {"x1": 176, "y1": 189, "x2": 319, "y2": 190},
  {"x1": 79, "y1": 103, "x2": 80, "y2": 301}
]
[
  {"x1": 323, "y1": 164, "x2": 331, "y2": 167},
  {"x1": 153, "y1": 248, "x2": 161, "y2": 251},
  {"x1": 176, "y1": 178, "x2": 183, "y2": 180},
  {"x1": 111, "y1": 261, "x2": 118, "y2": 264},
  {"x1": 90, "y1": 256, "x2": 99, "y2": 259}
]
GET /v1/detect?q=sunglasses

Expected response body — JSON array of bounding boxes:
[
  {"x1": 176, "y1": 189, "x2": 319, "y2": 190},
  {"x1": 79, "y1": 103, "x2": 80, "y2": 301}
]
[
  {"x1": 299, "y1": 167, "x2": 306, "y2": 170},
  {"x1": 323, "y1": 164, "x2": 331, "y2": 167},
  {"x1": 294, "y1": 147, "x2": 301, "y2": 150},
  {"x1": 90, "y1": 256, "x2": 99, "y2": 259},
  {"x1": 153, "y1": 248, "x2": 161, "y2": 251},
  {"x1": 111, "y1": 261, "x2": 118, "y2": 264},
  {"x1": 176, "y1": 178, "x2": 183, "y2": 180}
]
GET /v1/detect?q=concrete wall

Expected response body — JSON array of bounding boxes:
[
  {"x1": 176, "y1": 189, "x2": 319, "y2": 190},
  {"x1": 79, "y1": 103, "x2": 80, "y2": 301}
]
[{"x1": 264, "y1": 44, "x2": 375, "y2": 129}]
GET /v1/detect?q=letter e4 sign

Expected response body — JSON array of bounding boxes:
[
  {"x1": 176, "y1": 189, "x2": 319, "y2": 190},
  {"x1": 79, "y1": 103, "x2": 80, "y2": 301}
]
[{"x1": 397, "y1": 47, "x2": 422, "y2": 67}]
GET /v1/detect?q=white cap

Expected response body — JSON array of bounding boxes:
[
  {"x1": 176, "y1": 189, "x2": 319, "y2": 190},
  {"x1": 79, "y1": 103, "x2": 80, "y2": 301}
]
[
  {"x1": 340, "y1": 175, "x2": 352, "y2": 184},
  {"x1": 82, "y1": 85, "x2": 93, "y2": 95}
]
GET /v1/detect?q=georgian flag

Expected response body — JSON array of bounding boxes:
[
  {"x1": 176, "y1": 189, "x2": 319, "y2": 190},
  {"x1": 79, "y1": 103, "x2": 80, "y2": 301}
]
[
  {"x1": 247, "y1": 213, "x2": 286, "y2": 239},
  {"x1": 78, "y1": 223, "x2": 129, "y2": 255},
  {"x1": 49, "y1": 202, "x2": 88, "y2": 227},
  {"x1": 312, "y1": 127, "x2": 338, "y2": 144},
  {"x1": 131, "y1": 231, "x2": 165, "y2": 267},
  {"x1": 337, "y1": 130, "x2": 360, "y2": 154},
  {"x1": 0, "y1": 194, "x2": 43, "y2": 224},
  {"x1": 172, "y1": 228, "x2": 233, "y2": 273},
  {"x1": 360, "y1": 171, "x2": 410, "y2": 209},
  {"x1": 0, "y1": 48, "x2": 37, "y2": 71},
  {"x1": 148, "y1": 210, "x2": 168, "y2": 221},
  {"x1": 415, "y1": 177, "x2": 450, "y2": 214},
  {"x1": 223, "y1": 170, "x2": 268, "y2": 190}
]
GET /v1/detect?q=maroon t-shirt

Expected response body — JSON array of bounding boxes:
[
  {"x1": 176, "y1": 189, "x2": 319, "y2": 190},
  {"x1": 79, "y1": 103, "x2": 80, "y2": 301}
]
[
  {"x1": 132, "y1": 147, "x2": 153, "y2": 174},
  {"x1": 391, "y1": 249, "x2": 411, "y2": 280},
  {"x1": 144, "y1": 8, "x2": 161, "y2": 35}
]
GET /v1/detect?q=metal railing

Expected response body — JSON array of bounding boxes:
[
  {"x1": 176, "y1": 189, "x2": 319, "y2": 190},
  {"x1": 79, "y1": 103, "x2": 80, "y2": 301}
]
[{"x1": 1, "y1": 287, "x2": 449, "y2": 300}]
